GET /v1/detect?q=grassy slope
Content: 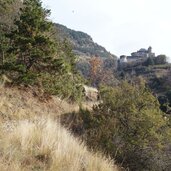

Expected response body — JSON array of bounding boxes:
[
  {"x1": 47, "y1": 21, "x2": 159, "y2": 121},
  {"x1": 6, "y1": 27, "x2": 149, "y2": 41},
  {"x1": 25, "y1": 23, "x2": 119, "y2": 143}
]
[{"x1": 0, "y1": 86, "x2": 120, "y2": 171}]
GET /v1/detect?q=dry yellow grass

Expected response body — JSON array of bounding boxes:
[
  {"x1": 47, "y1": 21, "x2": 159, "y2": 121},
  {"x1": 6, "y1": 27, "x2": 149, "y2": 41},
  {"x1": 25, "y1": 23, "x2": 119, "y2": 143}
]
[
  {"x1": 0, "y1": 118, "x2": 118, "y2": 171},
  {"x1": 0, "y1": 86, "x2": 120, "y2": 171},
  {"x1": 0, "y1": 86, "x2": 80, "y2": 121},
  {"x1": 0, "y1": 86, "x2": 98, "y2": 121}
]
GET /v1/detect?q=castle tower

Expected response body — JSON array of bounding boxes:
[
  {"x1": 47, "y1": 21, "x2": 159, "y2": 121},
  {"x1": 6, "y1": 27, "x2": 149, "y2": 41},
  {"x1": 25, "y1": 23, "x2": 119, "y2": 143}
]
[{"x1": 148, "y1": 46, "x2": 152, "y2": 53}]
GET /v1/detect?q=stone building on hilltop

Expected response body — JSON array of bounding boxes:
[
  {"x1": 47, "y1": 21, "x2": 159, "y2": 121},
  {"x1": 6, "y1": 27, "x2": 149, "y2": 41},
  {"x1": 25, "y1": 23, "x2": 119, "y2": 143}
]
[{"x1": 119, "y1": 46, "x2": 155, "y2": 64}]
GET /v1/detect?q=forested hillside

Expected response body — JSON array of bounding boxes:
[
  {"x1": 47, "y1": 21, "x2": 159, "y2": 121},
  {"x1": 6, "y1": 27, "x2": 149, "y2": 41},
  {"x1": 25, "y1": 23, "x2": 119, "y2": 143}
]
[
  {"x1": 55, "y1": 23, "x2": 117, "y2": 59},
  {"x1": 118, "y1": 59, "x2": 171, "y2": 114},
  {"x1": 54, "y1": 24, "x2": 118, "y2": 82}
]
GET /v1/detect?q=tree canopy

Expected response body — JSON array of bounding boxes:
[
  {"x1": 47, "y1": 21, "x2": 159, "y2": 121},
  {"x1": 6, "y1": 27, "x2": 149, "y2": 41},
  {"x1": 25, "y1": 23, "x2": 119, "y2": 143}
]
[{"x1": 8, "y1": 0, "x2": 55, "y2": 71}]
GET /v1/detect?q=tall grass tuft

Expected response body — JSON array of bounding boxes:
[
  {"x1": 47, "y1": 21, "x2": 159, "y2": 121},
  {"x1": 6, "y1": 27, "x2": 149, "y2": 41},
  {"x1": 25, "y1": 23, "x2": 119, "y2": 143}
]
[{"x1": 0, "y1": 117, "x2": 118, "y2": 171}]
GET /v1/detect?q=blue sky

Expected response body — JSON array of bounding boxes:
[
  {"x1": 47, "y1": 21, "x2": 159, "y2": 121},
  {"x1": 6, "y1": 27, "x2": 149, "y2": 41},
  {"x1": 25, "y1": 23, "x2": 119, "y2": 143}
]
[{"x1": 42, "y1": 0, "x2": 171, "y2": 60}]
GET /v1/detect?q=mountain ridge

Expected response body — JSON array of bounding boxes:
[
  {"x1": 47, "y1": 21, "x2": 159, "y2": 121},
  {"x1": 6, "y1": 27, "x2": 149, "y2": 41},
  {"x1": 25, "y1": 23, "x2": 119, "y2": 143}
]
[{"x1": 55, "y1": 23, "x2": 117, "y2": 59}]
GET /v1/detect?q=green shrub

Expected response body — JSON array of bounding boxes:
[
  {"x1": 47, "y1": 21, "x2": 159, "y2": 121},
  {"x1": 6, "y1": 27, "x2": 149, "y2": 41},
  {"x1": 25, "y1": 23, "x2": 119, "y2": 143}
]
[
  {"x1": 40, "y1": 72, "x2": 84, "y2": 102},
  {"x1": 62, "y1": 80, "x2": 171, "y2": 171}
]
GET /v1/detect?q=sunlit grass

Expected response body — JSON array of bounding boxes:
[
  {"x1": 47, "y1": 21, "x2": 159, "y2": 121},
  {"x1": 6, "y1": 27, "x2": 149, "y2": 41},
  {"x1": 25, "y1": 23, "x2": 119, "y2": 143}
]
[{"x1": 0, "y1": 86, "x2": 119, "y2": 171}]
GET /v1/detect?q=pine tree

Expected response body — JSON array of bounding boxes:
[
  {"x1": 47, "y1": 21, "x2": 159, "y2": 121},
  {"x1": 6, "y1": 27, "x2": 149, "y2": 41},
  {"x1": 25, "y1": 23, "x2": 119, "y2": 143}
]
[
  {"x1": 2, "y1": 0, "x2": 84, "y2": 100},
  {"x1": 0, "y1": 0, "x2": 15, "y2": 66},
  {"x1": 8, "y1": 0, "x2": 55, "y2": 71}
]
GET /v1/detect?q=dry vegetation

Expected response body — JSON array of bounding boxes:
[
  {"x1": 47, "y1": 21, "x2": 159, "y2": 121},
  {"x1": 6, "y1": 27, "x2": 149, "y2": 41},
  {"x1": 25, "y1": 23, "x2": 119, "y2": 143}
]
[
  {"x1": 0, "y1": 86, "x2": 119, "y2": 171},
  {"x1": 0, "y1": 86, "x2": 79, "y2": 121}
]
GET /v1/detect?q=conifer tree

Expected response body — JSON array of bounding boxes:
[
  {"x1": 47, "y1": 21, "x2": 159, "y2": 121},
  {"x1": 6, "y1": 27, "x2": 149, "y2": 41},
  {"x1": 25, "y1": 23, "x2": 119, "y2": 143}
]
[
  {"x1": 2, "y1": 0, "x2": 84, "y2": 100},
  {"x1": 8, "y1": 0, "x2": 55, "y2": 71},
  {"x1": 0, "y1": 0, "x2": 15, "y2": 66}
]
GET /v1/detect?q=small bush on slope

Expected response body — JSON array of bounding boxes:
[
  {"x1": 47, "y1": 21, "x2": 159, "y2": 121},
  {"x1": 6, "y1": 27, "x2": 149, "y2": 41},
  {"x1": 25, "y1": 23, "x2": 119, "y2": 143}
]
[{"x1": 0, "y1": 118, "x2": 118, "y2": 171}]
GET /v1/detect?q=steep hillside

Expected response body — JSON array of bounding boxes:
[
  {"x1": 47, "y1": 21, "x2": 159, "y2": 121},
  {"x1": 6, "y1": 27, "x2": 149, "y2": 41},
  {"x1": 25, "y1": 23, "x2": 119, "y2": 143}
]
[
  {"x1": 119, "y1": 63, "x2": 171, "y2": 93},
  {"x1": 53, "y1": 24, "x2": 118, "y2": 83},
  {"x1": 119, "y1": 62, "x2": 171, "y2": 113},
  {"x1": 0, "y1": 86, "x2": 120, "y2": 171},
  {"x1": 55, "y1": 23, "x2": 117, "y2": 59}
]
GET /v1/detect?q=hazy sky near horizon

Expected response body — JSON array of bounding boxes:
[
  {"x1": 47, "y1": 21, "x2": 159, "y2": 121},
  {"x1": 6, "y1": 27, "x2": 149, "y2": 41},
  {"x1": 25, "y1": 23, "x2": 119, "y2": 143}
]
[{"x1": 42, "y1": 0, "x2": 171, "y2": 60}]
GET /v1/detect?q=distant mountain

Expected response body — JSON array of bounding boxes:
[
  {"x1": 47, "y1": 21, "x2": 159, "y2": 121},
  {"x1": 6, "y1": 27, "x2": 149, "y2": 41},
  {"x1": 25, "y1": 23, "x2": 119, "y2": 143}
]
[{"x1": 55, "y1": 23, "x2": 117, "y2": 59}]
